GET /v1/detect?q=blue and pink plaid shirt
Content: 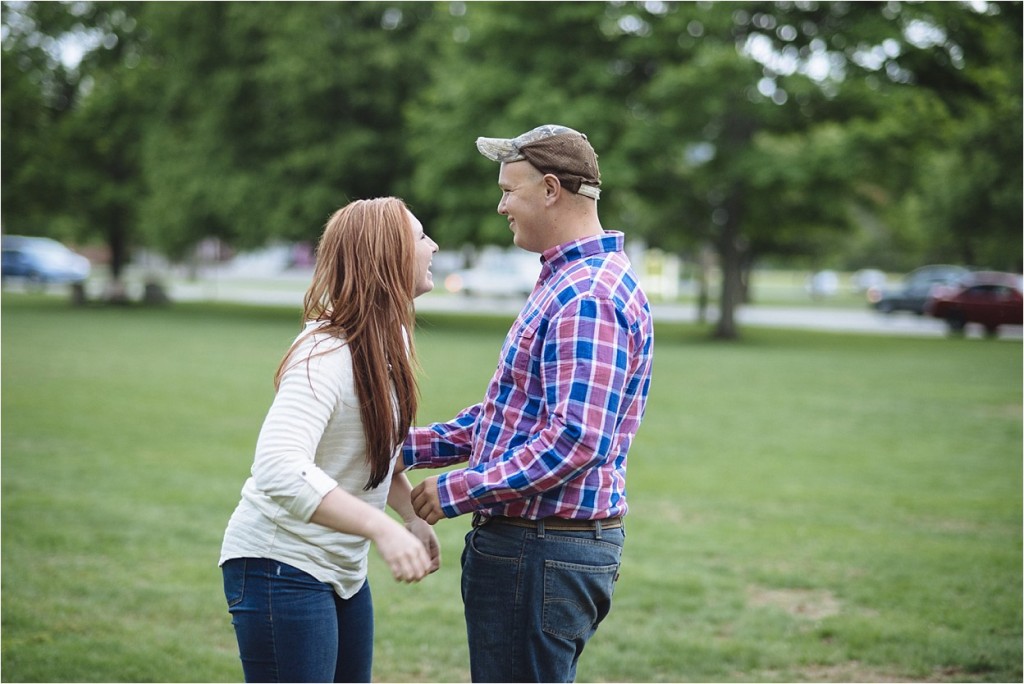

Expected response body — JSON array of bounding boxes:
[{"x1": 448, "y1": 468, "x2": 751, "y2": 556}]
[{"x1": 403, "y1": 231, "x2": 654, "y2": 521}]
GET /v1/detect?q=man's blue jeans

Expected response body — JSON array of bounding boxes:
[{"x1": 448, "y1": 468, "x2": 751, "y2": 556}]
[
  {"x1": 461, "y1": 518, "x2": 624, "y2": 682},
  {"x1": 221, "y1": 558, "x2": 374, "y2": 683}
]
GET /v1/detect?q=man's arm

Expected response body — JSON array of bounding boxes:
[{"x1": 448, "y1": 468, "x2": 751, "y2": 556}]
[
  {"x1": 402, "y1": 403, "x2": 483, "y2": 470},
  {"x1": 429, "y1": 296, "x2": 632, "y2": 518}
]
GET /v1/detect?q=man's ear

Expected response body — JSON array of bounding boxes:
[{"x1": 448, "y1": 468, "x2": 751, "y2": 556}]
[{"x1": 542, "y1": 174, "x2": 562, "y2": 205}]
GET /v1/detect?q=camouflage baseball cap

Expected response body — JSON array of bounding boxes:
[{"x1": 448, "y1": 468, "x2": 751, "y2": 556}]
[{"x1": 476, "y1": 124, "x2": 602, "y2": 200}]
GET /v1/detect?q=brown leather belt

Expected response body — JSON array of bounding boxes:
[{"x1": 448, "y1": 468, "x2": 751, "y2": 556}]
[{"x1": 472, "y1": 512, "x2": 622, "y2": 531}]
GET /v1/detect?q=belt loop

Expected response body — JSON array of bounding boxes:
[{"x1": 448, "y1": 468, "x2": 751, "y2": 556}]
[
  {"x1": 595, "y1": 519, "x2": 603, "y2": 540},
  {"x1": 536, "y1": 518, "x2": 545, "y2": 539}
]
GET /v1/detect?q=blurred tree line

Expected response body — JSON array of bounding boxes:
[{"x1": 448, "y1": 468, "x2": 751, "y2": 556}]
[{"x1": 2, "y1": 1, "x2": 1020, "y2": 337}]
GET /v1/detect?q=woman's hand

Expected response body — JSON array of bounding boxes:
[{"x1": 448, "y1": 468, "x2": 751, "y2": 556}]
[
  {"x1": 371, "y1": 517, "x2": 433, "y2": 583},
  {"x1": 311, "y1": 486, "x2": 432, "y2": 583},
  {"x1": 386, "y1": 469, "x2": 440, "y2": 575},
  {"x1": 405, "y1": 516, "x2": 442, "y2": 573}
]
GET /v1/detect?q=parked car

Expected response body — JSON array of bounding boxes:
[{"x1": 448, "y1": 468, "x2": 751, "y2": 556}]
[
  {"x1": 444, "y1": 248, "x2": 541, "y2": 298},
  {"x1": 805, "y1": 270, "x2": 839, "y2": 299},
  {"x1": 924, "y1": 271, "x2": 1023, "y2": 336},
  {"x1": 1, "y1": 235, "x2": 91, "y2": 288},
  {"x1": 850, "y1": 268, "x2": 887, "y2": 293},
  {"x1": 867, "y1": 265, "x2": 970, "y2": 314}
]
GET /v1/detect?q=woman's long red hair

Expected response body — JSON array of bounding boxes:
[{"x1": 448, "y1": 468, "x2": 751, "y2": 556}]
[{"x1": 275, "y1": 197, "x2": 419, "y2": 489}]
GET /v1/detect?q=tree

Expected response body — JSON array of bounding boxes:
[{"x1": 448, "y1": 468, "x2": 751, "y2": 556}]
[
  {"x1": 137, "y1": 2, "x2": 438, "y2": 259},
  {"x1": 895, "y1": 2, "x2": 1022, "y2": 271},
  {"x1": 3, "y1": 1, "x2": 1018, "y2": 318},
  {"x1": 2, "y1": 1, "x2": 152, "y2": 295},
  {"x1": 2, "y1": 1, "x2": 86, "y2": 238},
  {"x1": 405, "y1": 2, "x2": 637, "y2": 247},
  {"x1": 4, "y1": 1, "x2": 440, "y2": 286},
  {"x1": 614, "y1": 0, "x2": 1021, "y2": 337},
  {"x1": 405, "y1": 2, "x2": 1022, "y2": 339}
]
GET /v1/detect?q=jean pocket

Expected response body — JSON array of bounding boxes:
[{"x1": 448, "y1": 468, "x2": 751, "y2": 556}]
[
  {"x1": 222, "y1": 558, "x2": 247, "y2": 609},
  {"x1": 542, "y1": 559, "x2": 619, "y2": 640},
  {"x1": 467, "y1": 527, "x2": 522, "y2": 564}
]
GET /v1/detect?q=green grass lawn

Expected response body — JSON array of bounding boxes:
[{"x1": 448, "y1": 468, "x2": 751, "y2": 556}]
[{"x1": 2, "y1": 294, "x2": 1020, "y2": 682}]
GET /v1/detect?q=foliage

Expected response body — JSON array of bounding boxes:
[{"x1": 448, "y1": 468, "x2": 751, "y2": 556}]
[
  {"x1": 1, "y1": 1, "x2": 85, "y2": 238},
  {"x1": 2, "y1": 1, "x2": 151, "y2": 278},
  {"x1": 1, "y1": 1, "x2": 1020, "y2": 326},
  {"x1": 406, "y1": 2, "x2": 637, "y2": 245},
  {"x1": 1, "y1": 295, "x2": 1021, "y2": 682},
  {"x1": 136, "y1": 2, "x2": 438, "y2": 259},
  {"x1": 602, "y1": 1, "x2": 1021, "y2": 335}
]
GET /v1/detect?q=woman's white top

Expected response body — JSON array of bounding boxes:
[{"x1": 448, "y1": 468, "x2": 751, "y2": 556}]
[{"x1": 219, "y1": 321, "x2": 396, "y2": 599}]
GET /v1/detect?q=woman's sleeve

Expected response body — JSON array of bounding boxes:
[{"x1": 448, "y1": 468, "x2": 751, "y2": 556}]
[{"x1": 249, "y1": 335, "x2": 349, "y2": 522}]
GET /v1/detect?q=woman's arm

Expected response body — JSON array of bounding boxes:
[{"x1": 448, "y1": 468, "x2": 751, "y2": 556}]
[
  {"x1": 388, "y1": 470, "x2": 441, "y2": 573},
  {"x1": 310, "y1": 486, "x2": 432, "y2": 583}
]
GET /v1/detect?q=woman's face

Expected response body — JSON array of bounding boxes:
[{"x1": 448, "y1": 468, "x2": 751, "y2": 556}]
[{"x1": 408, "y1": 210, "x2": 438, "y2": 297}]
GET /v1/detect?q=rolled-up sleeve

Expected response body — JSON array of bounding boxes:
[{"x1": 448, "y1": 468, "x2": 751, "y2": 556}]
[{"x1": 250, "y1": 335, "x2": 348, "y2": 522}]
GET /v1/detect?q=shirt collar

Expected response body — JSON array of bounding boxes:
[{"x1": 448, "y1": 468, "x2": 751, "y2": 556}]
[{"x1": 540, "y1": 231, "x2": 624, "y2": 277}]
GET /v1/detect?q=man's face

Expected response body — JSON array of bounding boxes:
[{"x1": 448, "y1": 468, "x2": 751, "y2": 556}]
[{"x1": 496, "y1": 161, "x2": 549, "y2": 253}]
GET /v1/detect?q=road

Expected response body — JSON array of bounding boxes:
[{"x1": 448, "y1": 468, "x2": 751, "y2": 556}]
[
  {"x1": 417, "y1": 296, "x2": 1021, "y2": 340},
  {"x1": 167, "y1": 274, "x2": 1022, "y2": 341}
]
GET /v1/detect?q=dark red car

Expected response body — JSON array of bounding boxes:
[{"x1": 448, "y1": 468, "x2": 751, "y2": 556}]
[{"x1": 925, "y1": 271, "x2": 1023, "y2": 336}]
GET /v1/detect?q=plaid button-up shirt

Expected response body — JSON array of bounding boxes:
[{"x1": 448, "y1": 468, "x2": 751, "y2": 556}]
[{"x1": 403, "y1": 231, "x2": 654, "y2": 520}]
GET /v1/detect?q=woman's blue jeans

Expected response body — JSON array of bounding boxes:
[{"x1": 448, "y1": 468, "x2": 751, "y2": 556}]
[
  {"x1": 461, "y1": 518, "x2": 624, "y2": 682},
  {"x1": 221, "y1": 558, "x2": 373, "y2": 683}
]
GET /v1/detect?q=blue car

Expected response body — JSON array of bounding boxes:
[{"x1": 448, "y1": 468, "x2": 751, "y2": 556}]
[{"x1": 2, "y1": 235, "x2": 91, "y2": 287}]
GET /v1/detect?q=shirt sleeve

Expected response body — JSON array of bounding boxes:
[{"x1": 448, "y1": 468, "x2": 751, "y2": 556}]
[
  {"x1": 249, "y1": 333, "x2": 348, "y2": 522},
  {"x1": 437, "y1": 296, "x2": 630, "y2": 517},
  {"x1": 402, "y1": 403, "x2": 482, "y2": 469}
]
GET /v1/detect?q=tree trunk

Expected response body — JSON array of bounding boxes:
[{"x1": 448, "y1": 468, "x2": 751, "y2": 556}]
[
  {"x1": 696, "y1": 245, "x2": 713, "y2": 325},
  {"x1": 712, "y1": 112, "x2": 756, "y2": 339},
  {"x1": 714, "y1": 244, "x2": 743, "y2": 340},
  {"x1": 105, "y1": 221, "x2": 131, "y2": 304},
  {"x1": 713, "y1": 193, "x2": 747, "y2": 340},
  {"x1": 740, "y1": 251, "x2": 754, "y2": 304}
]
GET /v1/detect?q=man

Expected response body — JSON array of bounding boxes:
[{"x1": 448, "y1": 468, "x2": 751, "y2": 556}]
[{"x1": 406, "y1": 124, "x2": 654, "y2": 682}]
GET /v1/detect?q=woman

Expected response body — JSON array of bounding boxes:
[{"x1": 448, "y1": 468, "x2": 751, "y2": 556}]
[{"x1": 219, "y1": 197, "x2": 441, "y2": 683}]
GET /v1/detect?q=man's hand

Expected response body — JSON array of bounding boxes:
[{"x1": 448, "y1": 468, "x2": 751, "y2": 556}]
[{"x1": 411, "y1": 476, "x2": 445, "y2": 524}]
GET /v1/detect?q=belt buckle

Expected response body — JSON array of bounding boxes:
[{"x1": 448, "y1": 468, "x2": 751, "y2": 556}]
[{"x1": 471, "y1": 511, "x2": 487, "y2": 528}]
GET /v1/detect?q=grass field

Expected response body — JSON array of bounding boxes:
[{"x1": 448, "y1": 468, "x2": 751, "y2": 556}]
[{"x1": 1, "y1": 294, "x2": 1020, "y2": 682}]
